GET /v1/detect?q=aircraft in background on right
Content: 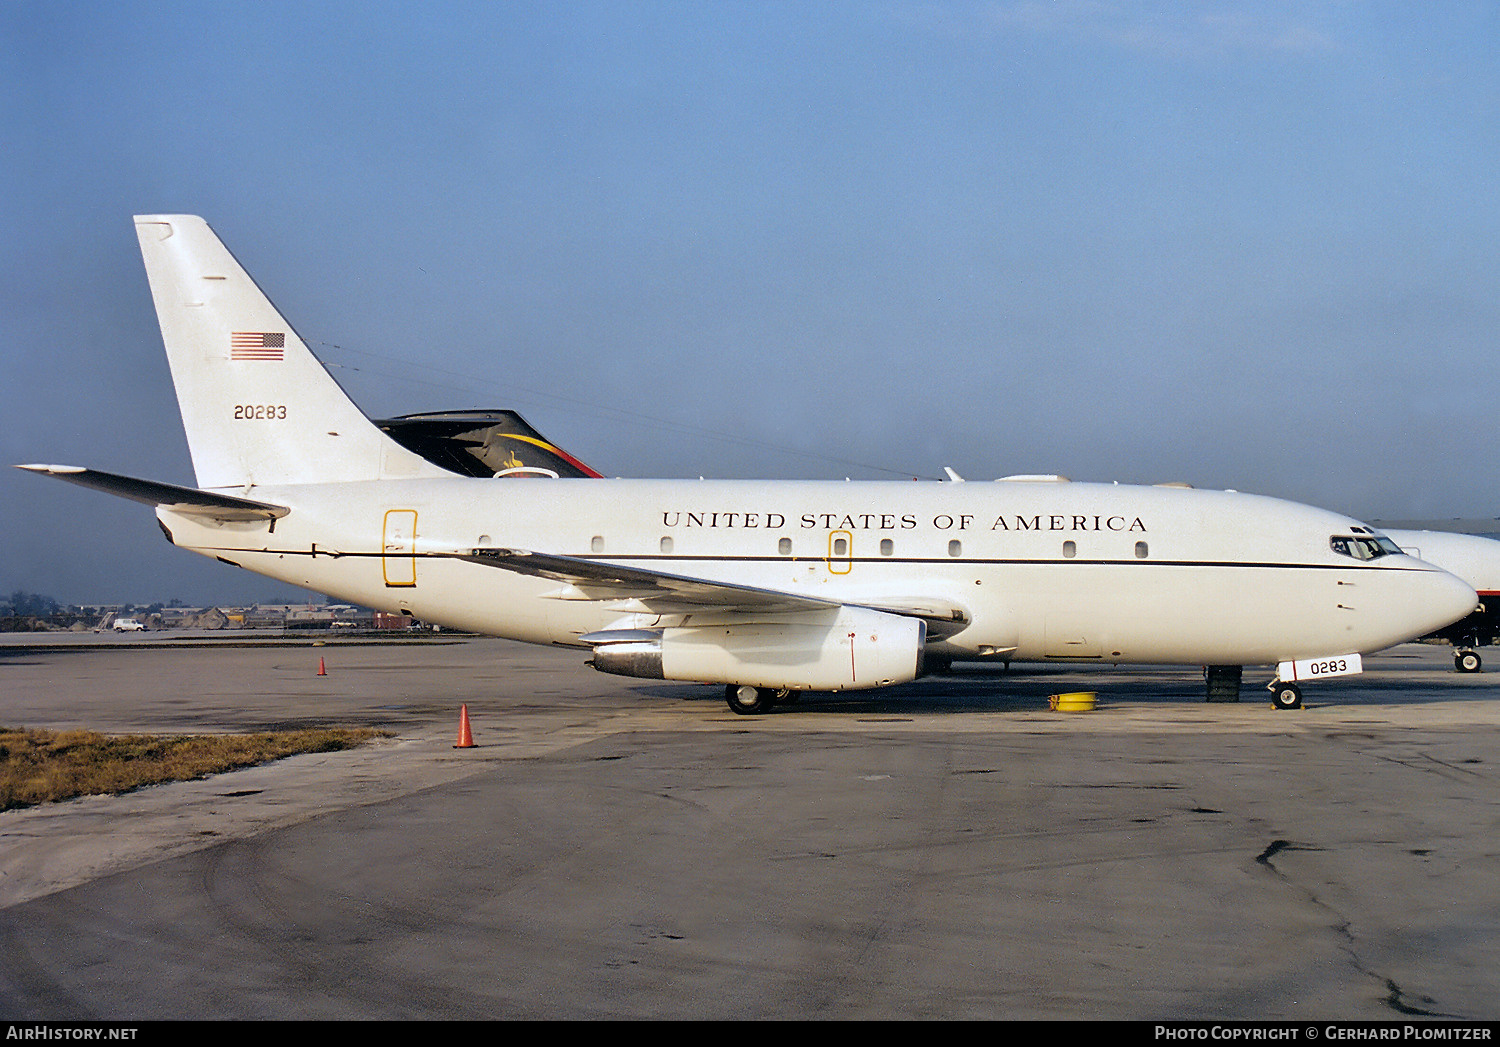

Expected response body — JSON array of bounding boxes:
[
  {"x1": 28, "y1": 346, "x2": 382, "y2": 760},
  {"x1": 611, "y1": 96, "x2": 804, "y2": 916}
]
[{"x1": 1375, "y1": 524, "x2": 1500, "y2": 672}]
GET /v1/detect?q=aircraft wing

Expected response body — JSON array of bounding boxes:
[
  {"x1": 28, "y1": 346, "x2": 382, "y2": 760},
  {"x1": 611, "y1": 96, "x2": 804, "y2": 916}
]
[
  {"x1": 16, "y1": 465, "x2": 289, "y2": 522},
  {"x1": 457, "y1": 548, "x2": 840, "y2": 613},
  {"x1": 455, "y1": 547, "x2": 970, "y2": 633}
]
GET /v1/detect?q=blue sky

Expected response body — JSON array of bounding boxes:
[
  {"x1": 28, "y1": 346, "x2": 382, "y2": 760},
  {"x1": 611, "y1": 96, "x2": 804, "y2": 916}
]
[{"x1": 4, "y1": 1, "x2": 1500, "y2": 604}]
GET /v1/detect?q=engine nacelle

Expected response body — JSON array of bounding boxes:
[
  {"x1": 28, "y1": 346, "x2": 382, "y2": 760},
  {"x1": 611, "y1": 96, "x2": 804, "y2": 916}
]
[{"x1": 589, "y1": 605, "x2": 926, "y2": 691}]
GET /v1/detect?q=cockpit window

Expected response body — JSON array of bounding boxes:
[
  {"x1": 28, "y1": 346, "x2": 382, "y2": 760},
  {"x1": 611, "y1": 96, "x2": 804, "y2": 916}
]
[{"x1": 1330, "y1": 535, "x2": 1403, "y2": 560}]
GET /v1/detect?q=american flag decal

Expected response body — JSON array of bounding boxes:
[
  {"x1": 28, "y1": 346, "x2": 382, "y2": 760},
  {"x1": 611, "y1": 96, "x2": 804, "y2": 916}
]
[{"x1": 230, "y1": 332, "x2": 286, "y2": 360}]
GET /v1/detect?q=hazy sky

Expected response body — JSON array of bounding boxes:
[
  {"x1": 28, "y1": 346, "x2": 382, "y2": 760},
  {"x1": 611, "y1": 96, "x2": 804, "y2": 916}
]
[{"x1": 4, "y1": 1, "x2": 1499, "y2": 605}]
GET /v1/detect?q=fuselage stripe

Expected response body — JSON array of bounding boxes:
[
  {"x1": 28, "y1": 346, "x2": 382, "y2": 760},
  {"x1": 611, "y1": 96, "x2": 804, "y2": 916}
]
[{"x1": 198, "y1": 547, "x2": 1440, "y2": 572}]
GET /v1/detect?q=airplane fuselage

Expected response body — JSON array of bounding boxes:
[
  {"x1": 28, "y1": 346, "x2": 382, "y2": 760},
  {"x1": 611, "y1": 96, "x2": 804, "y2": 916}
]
[{"x1": 158, "y1": 476, "x2": 1474, "y2": 669}]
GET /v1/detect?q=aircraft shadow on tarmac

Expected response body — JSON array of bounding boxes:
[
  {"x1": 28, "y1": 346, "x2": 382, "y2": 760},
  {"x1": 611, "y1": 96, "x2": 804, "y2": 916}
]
[
  {"x1": 626, "y1": 655, "x2": 1479, "y2": 714},
  {"x1": 629, "y1": 665, "x2": 1255, "y2": 714}
]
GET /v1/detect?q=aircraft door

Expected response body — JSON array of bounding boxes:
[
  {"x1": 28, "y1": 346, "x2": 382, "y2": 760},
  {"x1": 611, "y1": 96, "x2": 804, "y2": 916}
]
[
  {"x1": 827, "y1": 529, "x2": 853, "y2": 575},
  {"x1": 383, "y1": 509, "x2": 418, "y2": 587}
]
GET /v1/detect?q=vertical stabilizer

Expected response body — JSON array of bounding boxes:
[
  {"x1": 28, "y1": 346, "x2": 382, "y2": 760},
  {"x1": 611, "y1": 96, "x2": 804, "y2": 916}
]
[{"x1": 134, "y1": 215, "x2": 448, "y2": 489}]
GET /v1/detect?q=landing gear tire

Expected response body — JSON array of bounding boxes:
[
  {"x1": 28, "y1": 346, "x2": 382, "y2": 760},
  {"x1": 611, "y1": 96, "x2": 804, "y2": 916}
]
[
  {"x1": 1271, "y1": 681, "x2": 1303, "y2": 711},
  {"x1": 1456, "y1": 650, "x2": 1482, "y2": 673},
  {"x1": 726, "y1": 684, "x2": 775, "y2": 715}
]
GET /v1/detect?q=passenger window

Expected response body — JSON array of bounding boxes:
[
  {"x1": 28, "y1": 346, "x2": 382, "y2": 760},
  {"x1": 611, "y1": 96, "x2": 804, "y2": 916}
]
[
  {"x1": 591, "y1": 535, "x2": 604, "y2": 553},
  {"x1": 880, "y1": 538, "x2": 894, "y2": 556},
  {"x1": 659, "y1": 536, "x2": 673, "y2": 554},
  {"x1": 1135, "y1": 541, "x2": 1148, "y2": 559},
  {"x1": 778, "y1": 537, "x2": 792, "y2": 555},
  {"x1": 833, "y1": 537, "x2": 848, "y2": 557},
  {"x1": 948, "y1": 539, "x2": 962, "y2": 557},
  {"x1": 1063, "y1": 540, "x2": 1076, "y2": 558}
]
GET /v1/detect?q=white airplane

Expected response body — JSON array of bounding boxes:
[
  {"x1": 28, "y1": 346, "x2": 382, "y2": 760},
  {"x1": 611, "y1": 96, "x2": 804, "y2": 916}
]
[{"x1": 17, "y1": 215, "x2": 1478, "y2": 714}]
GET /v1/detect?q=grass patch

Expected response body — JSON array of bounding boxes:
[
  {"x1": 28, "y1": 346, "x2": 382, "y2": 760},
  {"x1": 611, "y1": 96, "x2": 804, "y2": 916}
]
[{"x1": 0, "y1": 726, "x2": 384, "y2": 811}]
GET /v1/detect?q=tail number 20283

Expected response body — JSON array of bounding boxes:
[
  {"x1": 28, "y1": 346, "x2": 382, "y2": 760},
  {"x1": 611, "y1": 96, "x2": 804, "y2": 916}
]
[{"x1": 234, "y1": 404, "x2": 287, "y2": 420}]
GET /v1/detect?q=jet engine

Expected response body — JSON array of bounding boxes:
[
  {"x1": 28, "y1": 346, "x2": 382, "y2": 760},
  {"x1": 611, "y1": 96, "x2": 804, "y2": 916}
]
[{"x1": 587, "y1": 605, "x2": 926, "y2": 691}]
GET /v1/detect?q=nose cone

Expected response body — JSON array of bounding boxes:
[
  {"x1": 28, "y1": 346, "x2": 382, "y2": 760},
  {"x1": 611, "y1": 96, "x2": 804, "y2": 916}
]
[{"x1": 1402, "y1": 559, "x2": 1479, "y2": 640}]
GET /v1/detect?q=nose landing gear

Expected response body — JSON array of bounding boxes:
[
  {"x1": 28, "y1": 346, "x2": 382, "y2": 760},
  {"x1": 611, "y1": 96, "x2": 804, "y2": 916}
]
[{"x1": 1269, "y1": 679, "x2": 1303, "y2": 710}]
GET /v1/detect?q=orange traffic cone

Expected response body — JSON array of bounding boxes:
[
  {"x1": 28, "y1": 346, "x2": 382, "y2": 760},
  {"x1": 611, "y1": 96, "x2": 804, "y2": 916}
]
[
  {"x1": 454, "y1": 704, "x2": 475, "y2": 749},
  {"x1": 317, "y1": 656, "x2": 327, "y2": 676}
]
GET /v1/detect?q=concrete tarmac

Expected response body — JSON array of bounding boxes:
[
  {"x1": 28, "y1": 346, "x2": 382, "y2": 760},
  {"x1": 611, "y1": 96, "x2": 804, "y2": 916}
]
[{"x1": 0, "y1": 636, "x2": 1497, "y2": 1019}]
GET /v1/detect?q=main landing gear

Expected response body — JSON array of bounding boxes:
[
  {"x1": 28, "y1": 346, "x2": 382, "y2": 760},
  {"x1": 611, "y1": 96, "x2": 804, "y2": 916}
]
[
  {"x1": 1204, "y1": 665, "x2": 1242, "y2": 703},
  {"x1": 725, "y1": 684, "x2": 791, "y2": 715},
  {"x1": 1455, "y1": 649, "x2": 1483, "y2": 673}
]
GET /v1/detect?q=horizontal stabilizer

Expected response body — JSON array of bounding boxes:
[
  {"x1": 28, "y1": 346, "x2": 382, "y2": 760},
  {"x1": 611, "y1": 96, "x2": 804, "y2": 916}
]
[{"x1": 16, "y1": 465, "x2": 289, "y2": 522}]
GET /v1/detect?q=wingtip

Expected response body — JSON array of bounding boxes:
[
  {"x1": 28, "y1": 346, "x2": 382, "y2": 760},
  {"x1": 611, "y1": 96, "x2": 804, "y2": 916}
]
[{"x1": 15, "y1": 463, "x2": 84, "y2": 475}]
